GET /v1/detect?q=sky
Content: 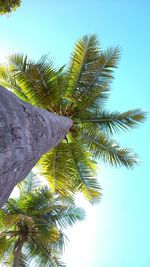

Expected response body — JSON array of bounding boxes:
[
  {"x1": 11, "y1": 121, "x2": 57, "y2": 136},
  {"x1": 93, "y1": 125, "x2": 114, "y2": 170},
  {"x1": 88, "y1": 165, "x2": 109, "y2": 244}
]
[{"x1": 0, "y1": 0, "x2": 150, "y2": 266}]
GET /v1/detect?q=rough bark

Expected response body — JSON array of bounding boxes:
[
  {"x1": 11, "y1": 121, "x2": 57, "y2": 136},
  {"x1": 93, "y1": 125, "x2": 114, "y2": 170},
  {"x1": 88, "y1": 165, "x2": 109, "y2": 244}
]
[
  {"x1": 0, "y1": 86, "x2": 72, "y2": 207},
  {"x1": 12, "y1": 235, "x2": 25, "y2": 267}
]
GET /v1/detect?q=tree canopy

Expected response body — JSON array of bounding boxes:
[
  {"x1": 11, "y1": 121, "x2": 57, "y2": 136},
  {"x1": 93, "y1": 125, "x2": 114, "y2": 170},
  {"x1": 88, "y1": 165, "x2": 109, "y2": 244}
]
[
  {"x1": 0, "y1": 35, "x2": 146, "y2": 203},
  {"x1": 0, "y1": 0, "x2": 21, "y2": 15},
  {"x1": 0, "y1": 173, "x2": 85, "y2": 266},
  {"x1": 0, "y1": 34, "x2": 146, "y2": 267}
]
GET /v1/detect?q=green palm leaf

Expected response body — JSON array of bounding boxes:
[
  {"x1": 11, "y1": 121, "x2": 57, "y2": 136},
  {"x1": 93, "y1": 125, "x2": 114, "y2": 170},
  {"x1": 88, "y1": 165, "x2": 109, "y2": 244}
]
[
  {"x1": 0, "y1": 65, "x2": 28, "y2": 102},
  {"x1": 18, "y1": 172, "x2": 41, "y2": 196},
  {"x1": 65, "y1": 42, "x2": 120, "y2": 111},
  {"x1": 80, "y1": 109, "x2": 147, "y2": 134},
  {"x1": 65, "y1": 35, "x2": 100, "y2": 100},
  {"x1": 9, "y1": 54, "x2": 28, "y2": 73},
  {"x1": 69, "y1": 143, "x2": 101, "y2": 202},
  {"x1": 0, "y1": 234, "x2": 15, "y2": 257},
  {"x1": 7, "y1": 54, "x2": 64, "y2": 111},
  {"x1": 38, "y1": 144, "x2": 75, "y2": 196},
  {"x1": 24, "y1": 240, "x2": 66, "y2": 267},
  {"x1": 38, "y1": 143, "x2": 101, "y2": 202},
  {"x1": 81, "y1": 130, "x2": 138, "y2": 168},
  {"x1": 51, "y1": 205, "x2": 86, "y2": 229}
]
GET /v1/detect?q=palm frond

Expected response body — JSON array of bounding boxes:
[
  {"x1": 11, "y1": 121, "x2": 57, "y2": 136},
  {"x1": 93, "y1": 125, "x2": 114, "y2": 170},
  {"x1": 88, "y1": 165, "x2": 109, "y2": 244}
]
[
  {"x1": 81, "y1": 130, "x2": 138, "y2": 168},
  {"x1": 69, "y1": 143, "x2": 101, "y2": 202},
  {"x1": 0, "y1": 234, "x2": 14, "y2": 256},
  {"x1": 3, "y1": 198, "x2": 20, "y2": 214},
  {"x1": 0, "y1": 210, "x2": 6, "y2": 229},
  {"x1": 7, "y1": 54, "x2": 64, "y2": 110},
  {"x1": 25, "y1": 239, "x2": 66, "y2": 267},
  {"x1": 96, "y1": 46, "x2": 121, "y2": 79},
  {"x1": 52, "y1": 230, "x2": 68, "y2": 253},
  {"x1": 75, "y1": 46, "x2": 120, "y2": 109},
  {"x1": 0, "y1": 65, "x2": 28, "y2": 102},
  {"x1": 80, "y1": 109, "x2": 147, "y2": 134},
  {"x1": 38, "y1": 143, "x2": 101, "y2": 202},
  {"x1": 38, "y1": 144, "x2": 75, "y2": 197},
  {"x1": 17, "y1": 187, "x2": 53, "y2": 216},
  {"x1": 18, "y1": 172, "x2": 42, "y2": 196},
  {"x1": 18, "y1": 252, "x2": 30, "y2": 267},
  {"x1": 52, "y1": 205, "x2": 85, "y2": 229},
  {"x1": 9, "y1": 54, "x2": 28, "y2": 73},
  {"x1": 65, "y1": 39, "x2": 120, "y2": 112},
  {"x1": 65, "y1": 35, "x2": 100, "y2": 100}
]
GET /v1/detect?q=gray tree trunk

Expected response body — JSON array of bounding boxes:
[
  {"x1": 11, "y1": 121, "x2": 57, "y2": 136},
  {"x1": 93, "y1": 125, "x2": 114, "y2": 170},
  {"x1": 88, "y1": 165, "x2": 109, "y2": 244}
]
[
  {"x1": 0, "y1": 86, "x2": 72, "y2": 207},
  {"x1": 12, "y1": 235, "x2": 25, "y2": 267}
]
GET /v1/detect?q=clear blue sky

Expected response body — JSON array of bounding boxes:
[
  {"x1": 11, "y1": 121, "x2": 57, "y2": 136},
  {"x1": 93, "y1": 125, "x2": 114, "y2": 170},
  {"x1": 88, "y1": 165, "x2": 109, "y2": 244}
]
[{"x1": 0, "y1": 1, "x2": 150, "y2": 266}]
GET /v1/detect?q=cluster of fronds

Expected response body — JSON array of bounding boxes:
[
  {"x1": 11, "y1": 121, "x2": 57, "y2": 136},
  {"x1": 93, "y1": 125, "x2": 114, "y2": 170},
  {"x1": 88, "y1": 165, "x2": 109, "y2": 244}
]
[
  {"x1": 0, "y1": 174, "x2": 85, "y2": 267},
  {"x1": 0, "y1": 0, "x2": 21, "y2": 14},
  {"x1": 0, "y1": 35, "x2": 146, "y2": 203}
]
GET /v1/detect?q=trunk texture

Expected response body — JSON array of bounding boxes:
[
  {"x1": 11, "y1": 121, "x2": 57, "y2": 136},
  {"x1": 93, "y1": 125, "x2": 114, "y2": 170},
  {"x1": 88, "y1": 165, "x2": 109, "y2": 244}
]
[
  {"x1": 12, "y1": 236, "x2": 25, "y2": 267},
  {"x1": 0, "y1": 86, "x2": 72, "y2": 207}
]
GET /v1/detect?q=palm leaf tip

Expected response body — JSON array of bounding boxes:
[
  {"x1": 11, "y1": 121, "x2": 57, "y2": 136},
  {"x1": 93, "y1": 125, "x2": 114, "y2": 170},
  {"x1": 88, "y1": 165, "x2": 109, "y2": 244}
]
[
  {"x1": 66, "y1": 34, "x2": 100, "y2": 97},
  {"x1": 82, "y1": 131, "x2": 139, "y2": 168},
  {"x1": 113, "y1": 109, "x2": 147, "y2": 133},
  {"x1": 96, "y1": 45, "x2": 121, "y2": 80},
  {"x1": 57, "y1": 206, "x2": 86, "y2": 229},
  {"x1": 81, "y1": 109, "x2": 147, "y2": 135},
  {"x1": 128, "y1": 109, "x2": 147, "y2": 123}
]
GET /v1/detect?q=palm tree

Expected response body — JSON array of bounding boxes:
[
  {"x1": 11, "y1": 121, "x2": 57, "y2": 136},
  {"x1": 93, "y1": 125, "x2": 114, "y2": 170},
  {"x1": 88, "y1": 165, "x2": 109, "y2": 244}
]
[
  {"x1": 0, "y1": 35, "x2": 146, "y2": 203},
  {"x1": 0, "y1": 173, "x2": 85, "y2": 267}
]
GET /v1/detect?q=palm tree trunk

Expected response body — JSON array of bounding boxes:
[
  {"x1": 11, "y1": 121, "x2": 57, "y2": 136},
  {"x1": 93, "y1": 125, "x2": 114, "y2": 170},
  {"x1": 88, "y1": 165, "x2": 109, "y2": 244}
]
[
  {"x1": 12, "y1": 236, "x2": 25, "y2": 267},
  {"x1": 0, "y1": 86, "x2": 72, "y2": 207}
]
